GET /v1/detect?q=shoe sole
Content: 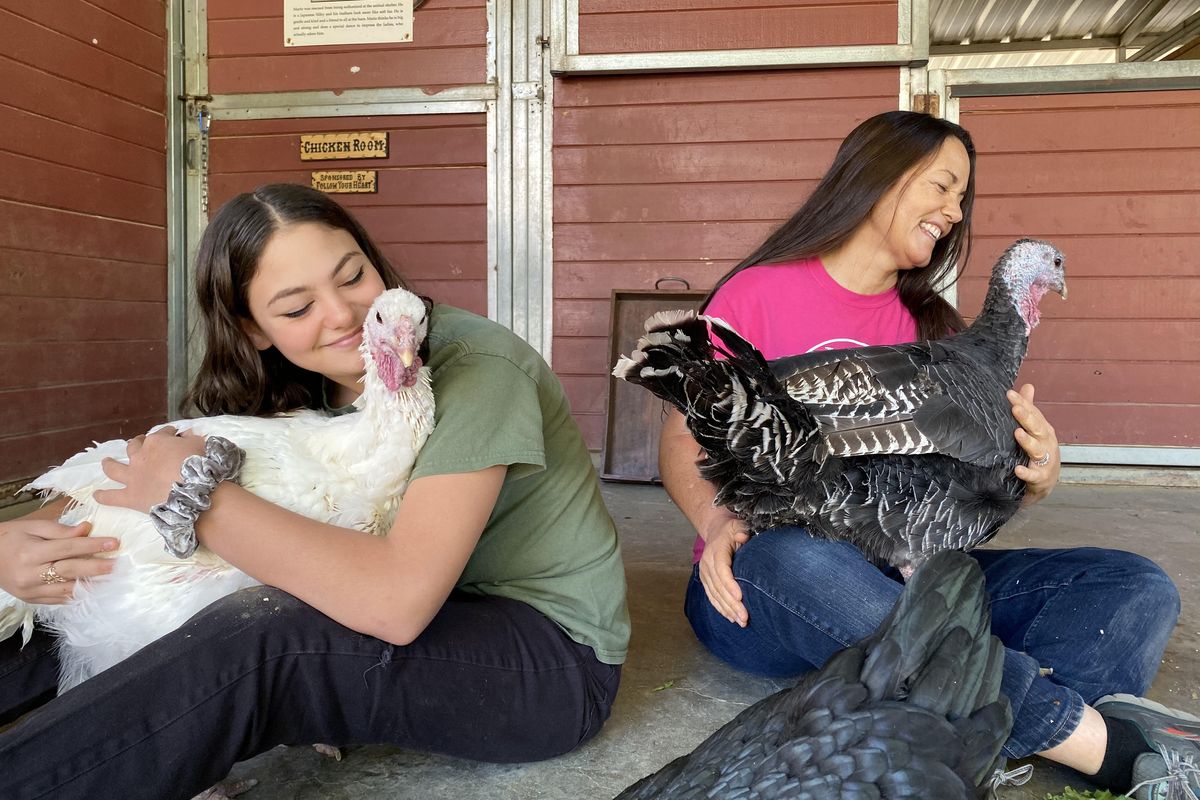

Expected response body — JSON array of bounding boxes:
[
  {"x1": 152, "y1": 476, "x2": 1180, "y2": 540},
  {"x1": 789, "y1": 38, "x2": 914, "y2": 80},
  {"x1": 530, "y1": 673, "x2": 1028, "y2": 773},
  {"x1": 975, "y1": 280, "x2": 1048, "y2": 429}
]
[{"x1": 1096, "y1": 693, "x2": 1200, "y2": 725}]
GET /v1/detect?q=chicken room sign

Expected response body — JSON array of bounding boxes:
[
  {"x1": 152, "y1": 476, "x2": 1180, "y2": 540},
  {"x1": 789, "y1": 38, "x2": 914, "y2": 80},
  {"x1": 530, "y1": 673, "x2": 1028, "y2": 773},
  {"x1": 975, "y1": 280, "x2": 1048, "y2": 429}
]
[
  {"x1": 302, "y1": 131, "x2": 386, "y2": 194},
  {"x1": 300, "y1": 131, "x2": 388, "y2": 160}
]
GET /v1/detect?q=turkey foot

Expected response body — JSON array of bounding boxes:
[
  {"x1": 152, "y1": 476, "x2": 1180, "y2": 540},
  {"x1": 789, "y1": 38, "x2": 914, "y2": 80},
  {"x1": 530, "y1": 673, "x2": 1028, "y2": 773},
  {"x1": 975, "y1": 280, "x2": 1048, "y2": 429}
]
[{"x1": 312, "y1": 743, "x2": 343, "y2": 761}]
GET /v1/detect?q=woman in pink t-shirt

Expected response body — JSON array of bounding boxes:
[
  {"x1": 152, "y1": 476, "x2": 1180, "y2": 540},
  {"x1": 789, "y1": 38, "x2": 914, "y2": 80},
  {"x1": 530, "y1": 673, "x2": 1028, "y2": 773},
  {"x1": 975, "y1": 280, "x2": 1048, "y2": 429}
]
[{"x1": 660, "y1": 111, "x2": 1190, "y2": 797}]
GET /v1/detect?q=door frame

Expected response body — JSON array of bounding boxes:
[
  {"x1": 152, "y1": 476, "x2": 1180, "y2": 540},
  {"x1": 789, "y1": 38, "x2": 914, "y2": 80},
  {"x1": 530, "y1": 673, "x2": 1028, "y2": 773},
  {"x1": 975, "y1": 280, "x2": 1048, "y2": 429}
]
[{"x1": 549, "y1": 0, "x2": 929, "y2": 74}]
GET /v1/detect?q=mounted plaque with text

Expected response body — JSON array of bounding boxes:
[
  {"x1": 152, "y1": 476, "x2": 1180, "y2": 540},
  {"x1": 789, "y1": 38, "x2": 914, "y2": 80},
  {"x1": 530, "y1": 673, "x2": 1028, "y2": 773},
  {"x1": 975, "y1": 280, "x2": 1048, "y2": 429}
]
[
  {"x1": 300, "y1": 131, "x2": 388, "y2": 161},
  {"x1": 311, "y1": 170, "x2": 378, "y2": 194}
]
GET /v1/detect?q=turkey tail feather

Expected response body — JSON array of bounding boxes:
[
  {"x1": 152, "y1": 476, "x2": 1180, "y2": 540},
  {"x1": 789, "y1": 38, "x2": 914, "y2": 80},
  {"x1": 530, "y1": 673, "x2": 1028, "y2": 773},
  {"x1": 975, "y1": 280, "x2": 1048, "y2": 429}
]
[
  {"x1": 614, "y1": 312, "x2": 825, "y2": 527},
  {"x1": 612, "y1": 310, "x2": 714, "y2": 411}
]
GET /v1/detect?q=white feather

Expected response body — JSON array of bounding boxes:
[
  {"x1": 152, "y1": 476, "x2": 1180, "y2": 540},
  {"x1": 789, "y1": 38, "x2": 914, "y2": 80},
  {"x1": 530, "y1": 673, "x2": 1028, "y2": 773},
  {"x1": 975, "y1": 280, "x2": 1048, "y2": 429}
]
[{"x1": 1, "y1": 288, "x2": 436, "y2": 692}]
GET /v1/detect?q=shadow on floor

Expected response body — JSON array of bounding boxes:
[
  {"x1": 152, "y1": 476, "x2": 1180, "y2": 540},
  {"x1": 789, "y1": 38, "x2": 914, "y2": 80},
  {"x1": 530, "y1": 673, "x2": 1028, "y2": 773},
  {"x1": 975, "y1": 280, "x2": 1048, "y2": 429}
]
[{"x1": 228, "y1": 481, "x2": 1200, "y2": 799}]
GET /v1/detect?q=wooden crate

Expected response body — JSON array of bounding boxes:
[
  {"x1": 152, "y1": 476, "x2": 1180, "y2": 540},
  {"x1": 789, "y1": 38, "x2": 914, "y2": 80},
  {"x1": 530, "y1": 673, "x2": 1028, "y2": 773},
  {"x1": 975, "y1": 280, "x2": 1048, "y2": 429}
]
[{"x1": 601, "y1": 286, "x2": 707, "y2": 483}]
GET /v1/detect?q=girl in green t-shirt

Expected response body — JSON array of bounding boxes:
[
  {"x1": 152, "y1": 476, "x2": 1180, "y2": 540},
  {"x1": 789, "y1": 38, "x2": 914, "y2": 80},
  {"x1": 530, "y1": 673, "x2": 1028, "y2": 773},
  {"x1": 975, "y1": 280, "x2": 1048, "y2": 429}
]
[{"x1": 0, "y1": 183, "x2": 628, "y2": 800}]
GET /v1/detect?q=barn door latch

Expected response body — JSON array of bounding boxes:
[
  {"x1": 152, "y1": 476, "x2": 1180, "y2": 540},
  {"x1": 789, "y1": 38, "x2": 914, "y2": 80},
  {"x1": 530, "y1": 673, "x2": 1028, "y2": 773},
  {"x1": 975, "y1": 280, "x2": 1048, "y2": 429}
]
[{"x1": 180, "y1": 95, "x2": 213, "y2": 213}]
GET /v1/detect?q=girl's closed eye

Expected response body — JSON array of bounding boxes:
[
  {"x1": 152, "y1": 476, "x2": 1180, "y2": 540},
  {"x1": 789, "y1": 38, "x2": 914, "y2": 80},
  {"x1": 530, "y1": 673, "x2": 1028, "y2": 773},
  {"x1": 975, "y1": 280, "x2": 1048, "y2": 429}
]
[
  {"x1": 283, "y1": 301, "x2": 313, "y2": 319},
  {"x1": 342, "y1": 266, "x2": 365, "y2": 286}
]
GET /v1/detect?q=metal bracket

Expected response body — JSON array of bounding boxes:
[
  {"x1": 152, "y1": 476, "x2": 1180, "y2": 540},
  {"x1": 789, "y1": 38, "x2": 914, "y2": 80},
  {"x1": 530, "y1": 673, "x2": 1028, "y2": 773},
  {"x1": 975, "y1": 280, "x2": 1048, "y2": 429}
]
[{"x1": 512, "y1": 81, "x2": 542, "y2": 100}]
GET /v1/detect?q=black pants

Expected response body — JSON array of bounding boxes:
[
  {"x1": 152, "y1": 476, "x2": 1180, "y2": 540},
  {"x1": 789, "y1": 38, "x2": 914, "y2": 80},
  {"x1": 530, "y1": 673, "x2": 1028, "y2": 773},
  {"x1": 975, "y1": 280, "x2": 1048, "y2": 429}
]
[{"x1": 0, "y1": 587, "x2": 621, "y2": 800}]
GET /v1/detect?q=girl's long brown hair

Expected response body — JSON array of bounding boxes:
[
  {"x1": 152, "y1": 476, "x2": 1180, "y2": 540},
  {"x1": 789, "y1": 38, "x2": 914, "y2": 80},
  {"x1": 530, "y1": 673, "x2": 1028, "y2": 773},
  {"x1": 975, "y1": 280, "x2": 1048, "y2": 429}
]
[
  {"x1": 183, "y1": 184, "x2": 408, "y2": 417},
  {"x1": 701, "y1": 111, "x2": 976, "y2": 341}
]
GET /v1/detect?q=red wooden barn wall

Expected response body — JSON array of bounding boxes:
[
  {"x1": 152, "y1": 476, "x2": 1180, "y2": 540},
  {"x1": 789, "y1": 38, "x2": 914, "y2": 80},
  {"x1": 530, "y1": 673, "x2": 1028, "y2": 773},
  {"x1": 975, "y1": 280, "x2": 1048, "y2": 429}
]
[
  {"x1": 0, "y1": 1, "x2": 167, "y2": 495},
  {"x1": 207, "y1": 115, "x2": 488, "y2": 315},
  {"x1": 959, "y1": 90, "x2": 1200, "y2": 448},
  {"x1": 204, "y1": 0, "x2": 489, "y2": 318},
  {"x1": 552, "y1": 68, "x2": 900, "y2": 450},
  {"x1": 577, "y1": 0, "x2": 899, "y2": 54},
  {"x1": 207, "y1": 0, "x2": 487, "y2": 94}
]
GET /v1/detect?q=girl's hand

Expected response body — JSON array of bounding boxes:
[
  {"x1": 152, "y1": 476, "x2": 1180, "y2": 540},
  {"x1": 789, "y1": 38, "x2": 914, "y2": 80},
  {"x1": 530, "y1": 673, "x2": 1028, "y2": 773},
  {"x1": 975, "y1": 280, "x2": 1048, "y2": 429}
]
[
  {"x1": 0, "y1": 518, "x2": 117, "y2": 604},
  {"x1": 1009, "y1": 384, "x2": 1061, "y2": 504},
  {"x1": 698, "y1": 517, "x2": 751, "y2": 627},
  {"x1": 95, "y1": 427, "x2": 207, "y2": 512}
]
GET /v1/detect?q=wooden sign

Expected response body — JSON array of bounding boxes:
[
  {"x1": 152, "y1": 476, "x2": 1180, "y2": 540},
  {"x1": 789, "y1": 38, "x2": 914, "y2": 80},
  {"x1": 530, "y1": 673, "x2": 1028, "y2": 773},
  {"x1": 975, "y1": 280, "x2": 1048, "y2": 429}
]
[
  {"x1": 300, "y1": 131, "x2": 388, "y2": 161},
  {"x1": 311, "y1": 170, "x2": 378, "y2": 194}
]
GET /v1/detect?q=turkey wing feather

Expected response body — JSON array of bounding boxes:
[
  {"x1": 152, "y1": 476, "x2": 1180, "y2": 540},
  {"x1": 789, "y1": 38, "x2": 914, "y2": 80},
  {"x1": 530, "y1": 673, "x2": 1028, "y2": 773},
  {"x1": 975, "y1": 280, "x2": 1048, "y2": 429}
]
[{"x1": 764, "y1": 335, "x2": 1015, "y2": 469}]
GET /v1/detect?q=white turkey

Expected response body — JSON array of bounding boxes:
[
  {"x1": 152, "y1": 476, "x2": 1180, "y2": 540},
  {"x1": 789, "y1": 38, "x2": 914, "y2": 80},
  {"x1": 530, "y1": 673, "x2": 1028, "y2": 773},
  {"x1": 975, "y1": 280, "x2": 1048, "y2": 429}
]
[
  {"x1": 614, "y1": 238, "x2": 1066, "y2": 575},
  {"x1": 0, "y1": 287, "x2": 435, "y2": 693},
  {"x1": 615, "y1": 550, "x2": 1014, "y2": 799}
]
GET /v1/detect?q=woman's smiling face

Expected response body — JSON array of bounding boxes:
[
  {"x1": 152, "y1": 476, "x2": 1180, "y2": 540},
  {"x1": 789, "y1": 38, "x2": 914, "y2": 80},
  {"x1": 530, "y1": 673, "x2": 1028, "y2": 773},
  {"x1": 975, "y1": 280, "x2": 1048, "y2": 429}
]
[
  {"x1": 241, "y1": 221, "x2": 387, "y2": 397},
  {"x1": 868, "y1": 136, "x2": 971, "y2": 271}
]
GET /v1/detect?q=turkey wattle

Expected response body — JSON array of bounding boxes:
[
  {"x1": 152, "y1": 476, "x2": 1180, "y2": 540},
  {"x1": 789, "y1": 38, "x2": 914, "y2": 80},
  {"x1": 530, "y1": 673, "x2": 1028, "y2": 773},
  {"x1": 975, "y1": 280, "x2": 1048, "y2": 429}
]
[
  {"x1": 0, "y1": 287, "x2": 436, "y2": 692},
  {"x1": 615, "y1": 239, "x2": 1067, "y2": 574}
]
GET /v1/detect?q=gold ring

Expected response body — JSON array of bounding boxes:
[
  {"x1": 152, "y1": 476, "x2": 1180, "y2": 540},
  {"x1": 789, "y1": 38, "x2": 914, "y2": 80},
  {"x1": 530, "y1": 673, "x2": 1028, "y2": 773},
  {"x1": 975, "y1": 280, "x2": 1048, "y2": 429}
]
[
  {"x1": 40, "y1": 563, "x2": 67, "y2": 585},
  {"x1": 1033, "y1": 452, "x2": 1051, "y2": 467}
]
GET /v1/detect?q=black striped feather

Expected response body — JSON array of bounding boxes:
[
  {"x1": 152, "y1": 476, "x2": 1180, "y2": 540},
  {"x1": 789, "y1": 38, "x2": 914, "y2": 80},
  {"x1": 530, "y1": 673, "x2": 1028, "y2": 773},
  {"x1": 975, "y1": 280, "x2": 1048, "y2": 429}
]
[{"x1": 614, "y1": 552, "x2": 1012, "y2": 800}]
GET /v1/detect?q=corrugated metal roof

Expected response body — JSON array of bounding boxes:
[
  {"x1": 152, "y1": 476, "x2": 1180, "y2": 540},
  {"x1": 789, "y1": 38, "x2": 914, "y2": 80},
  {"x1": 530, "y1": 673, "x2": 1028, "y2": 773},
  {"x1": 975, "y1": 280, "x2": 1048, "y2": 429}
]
[{"x1": 931, "y1": 0, "x2": 1200, "y2": 55}]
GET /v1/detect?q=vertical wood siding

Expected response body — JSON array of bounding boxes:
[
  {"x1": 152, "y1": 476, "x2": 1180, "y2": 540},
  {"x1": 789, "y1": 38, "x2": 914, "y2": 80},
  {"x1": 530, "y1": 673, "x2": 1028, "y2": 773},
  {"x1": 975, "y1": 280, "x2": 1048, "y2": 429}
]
[
  {"x1": 578, "y1": 0, "x2": 899, "y2": 54},
  {"x1": 206, "y1": 0, "x2": 487, "y2": 94},
  {"x1": 207, "y1": 114, "x2": 488, "y2": 315},
  {"x1": 959, "y1": 90, "x2": 1200, "y2": 448},
  {"x1": 552, "y1": 67, "x2": 899, "y2": 449},
  {"x1": 0, "y1": 1, "x2": 167, "y2": 492}
]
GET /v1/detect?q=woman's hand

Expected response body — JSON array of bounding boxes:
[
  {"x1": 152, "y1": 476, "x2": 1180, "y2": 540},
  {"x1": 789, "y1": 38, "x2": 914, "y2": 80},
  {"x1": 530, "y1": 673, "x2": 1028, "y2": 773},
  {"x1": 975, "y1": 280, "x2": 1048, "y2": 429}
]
[
  {"x1": 1009, "y1": 383, "x2": 1061, "y2": 504},
  {"x1": 698, "y1": 516, "x2": 751, "y2": 627},
  {"x1": 0, "y1": 517, "x2": 117, "y2": 604},
  {"x1": 94, "y1": 427, "x2": 207, "y2": 512}
]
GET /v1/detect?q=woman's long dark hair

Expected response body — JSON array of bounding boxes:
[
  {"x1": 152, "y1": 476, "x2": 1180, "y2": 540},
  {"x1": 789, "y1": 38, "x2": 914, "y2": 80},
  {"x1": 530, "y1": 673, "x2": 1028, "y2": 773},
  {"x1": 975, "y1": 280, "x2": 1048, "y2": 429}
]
[
  {"x1": 183, "y1": 184, "x2": 408, "y2": 417},
  {"x1": 701, "y1": 111, "x2": 976, "y2": 341}
]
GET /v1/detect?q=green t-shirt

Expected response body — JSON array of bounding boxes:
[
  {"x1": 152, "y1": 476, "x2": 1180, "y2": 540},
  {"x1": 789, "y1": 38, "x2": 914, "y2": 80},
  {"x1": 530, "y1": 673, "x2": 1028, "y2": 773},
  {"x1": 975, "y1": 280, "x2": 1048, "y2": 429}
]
[{"x1": 404, "y1": 305, "x2": 629, "y2": 664}]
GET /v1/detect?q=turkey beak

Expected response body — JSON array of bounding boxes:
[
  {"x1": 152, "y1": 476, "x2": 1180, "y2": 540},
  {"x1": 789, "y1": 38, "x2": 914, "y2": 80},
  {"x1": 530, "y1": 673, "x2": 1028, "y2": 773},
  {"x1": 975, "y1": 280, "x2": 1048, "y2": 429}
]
[
  {"x1": 1051, "y1": 256, "x2": 1067, "y2": 300},
  {"x1": 395, "y1": 317, "x2": 418, "y2": 368},
  {"x1": 1055, "y1": 272, "x2": 1067, "y2": 301}
]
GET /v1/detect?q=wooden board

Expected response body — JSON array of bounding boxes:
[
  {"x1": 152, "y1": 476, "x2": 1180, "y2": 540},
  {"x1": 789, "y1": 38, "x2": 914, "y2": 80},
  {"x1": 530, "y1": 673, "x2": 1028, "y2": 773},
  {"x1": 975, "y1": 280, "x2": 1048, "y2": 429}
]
[
  {"x1": 207, "y1": 113, "x2": 488, "y2": 318},
  {"x1": 206, "y1": 1, "x2": 486, "y2": 93},
  {"x1": 577, "y1": 1, "x2": 898, "y2": 54},
  {"x1": 550, "y1": 69, "x2": 898, "y2": 451},
  {"x1": 960, "y1": 89, "x2": 1200, "y2": 449},
  {"x1": 0, "y1": 0, "x2": 167, "y2": 496},
  {"x1": 601, "y1": 287, "x2": 706, "y2": 483}
]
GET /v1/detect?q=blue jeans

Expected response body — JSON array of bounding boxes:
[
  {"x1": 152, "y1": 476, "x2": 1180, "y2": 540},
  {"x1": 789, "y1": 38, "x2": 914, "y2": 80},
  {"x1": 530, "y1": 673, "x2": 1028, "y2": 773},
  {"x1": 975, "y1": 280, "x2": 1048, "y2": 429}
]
[{"x1": 685, "y1": 527, "x2": 1181, "y2": 758}]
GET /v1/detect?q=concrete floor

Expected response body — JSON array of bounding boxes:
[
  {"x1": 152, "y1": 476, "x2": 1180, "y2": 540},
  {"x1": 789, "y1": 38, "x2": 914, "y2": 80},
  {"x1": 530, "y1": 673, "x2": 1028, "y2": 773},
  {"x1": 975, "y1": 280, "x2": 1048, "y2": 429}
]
[{"x1": 220, "y1": 479, "x2": 1200, "y2": 800}]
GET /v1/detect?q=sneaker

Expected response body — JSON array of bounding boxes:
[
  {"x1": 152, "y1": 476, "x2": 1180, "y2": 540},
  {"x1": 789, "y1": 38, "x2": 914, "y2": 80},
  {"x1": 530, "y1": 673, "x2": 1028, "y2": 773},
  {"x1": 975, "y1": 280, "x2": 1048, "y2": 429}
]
[{"x1": 1094, "y1": 693, "x2": 1200, "y2": 800}]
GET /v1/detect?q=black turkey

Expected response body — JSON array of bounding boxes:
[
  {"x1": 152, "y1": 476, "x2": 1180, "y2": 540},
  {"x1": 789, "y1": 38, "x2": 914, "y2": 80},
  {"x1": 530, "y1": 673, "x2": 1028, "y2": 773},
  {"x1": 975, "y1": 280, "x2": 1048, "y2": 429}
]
[
  {"x1": 615, "y1": 550, "x2": 1013, "y2": 800},
  {"x1": 614, "y1": 239, "x2": 1066, "y2": 575}
]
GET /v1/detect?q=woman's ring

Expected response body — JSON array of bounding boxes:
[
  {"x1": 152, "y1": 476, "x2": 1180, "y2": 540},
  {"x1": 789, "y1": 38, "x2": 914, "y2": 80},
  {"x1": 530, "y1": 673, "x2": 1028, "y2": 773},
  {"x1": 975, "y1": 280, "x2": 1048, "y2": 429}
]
[
  {"x1": 40, "y1": 563, "x2": 67, "y2": 584},
  {"x1": 1033, "y1": 452, "x2": 1051, "y2": 467}
]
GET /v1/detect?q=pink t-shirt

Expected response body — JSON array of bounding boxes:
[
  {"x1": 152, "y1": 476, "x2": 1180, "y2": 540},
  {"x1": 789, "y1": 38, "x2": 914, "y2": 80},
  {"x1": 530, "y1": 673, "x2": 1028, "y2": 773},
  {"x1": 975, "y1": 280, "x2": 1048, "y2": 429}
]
[{"x1": 692, "y1": 256, "x2": 918, "y2": 562}]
